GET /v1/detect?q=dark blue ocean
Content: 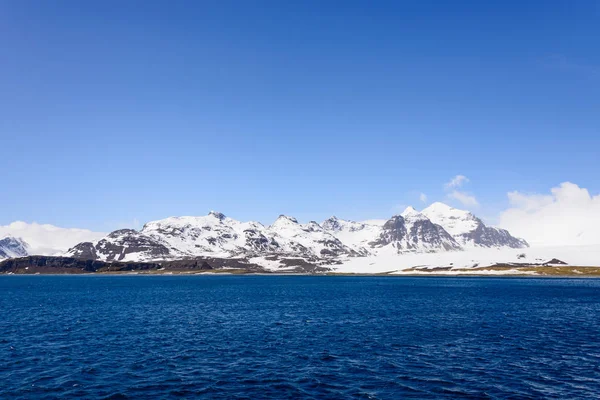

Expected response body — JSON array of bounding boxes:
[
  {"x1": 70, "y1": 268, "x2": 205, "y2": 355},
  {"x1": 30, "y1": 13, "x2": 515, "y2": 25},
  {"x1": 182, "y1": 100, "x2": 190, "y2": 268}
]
[{"x1": 1, "y1": 276, "x2": 600, "y2": 399}]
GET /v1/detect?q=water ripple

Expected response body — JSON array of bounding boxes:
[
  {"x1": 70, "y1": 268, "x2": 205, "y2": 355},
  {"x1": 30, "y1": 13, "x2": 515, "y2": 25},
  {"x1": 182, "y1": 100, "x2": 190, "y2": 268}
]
[{"x1": 1, "y1": 276, "x2": 600, "y2": 399}]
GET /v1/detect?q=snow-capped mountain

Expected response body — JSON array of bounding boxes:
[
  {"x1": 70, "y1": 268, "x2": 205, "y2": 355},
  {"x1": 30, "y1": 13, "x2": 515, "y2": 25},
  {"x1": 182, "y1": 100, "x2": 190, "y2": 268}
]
[
  {"x1": 66, "y1": 211, "x2": 360, "y2": 262},
  {"x1": 63, "y1": 203, "x2": 527, "y2": 264},
  {"x1": 422, "y1": 202, "x2": 528, "y2": 248},
  {"x1": 368, "y1": 207, "x2": 461, "y2": 253},
  {"x1": 321, "y1": 217, "x2": 378, "y2": 255},
  {"x1": 268, "y1": 215, "x2": 359, "y2": 257},
  {"x1": 67, "y1": 229, "x2": 173, "y2": 262},
  {"x1": 0, "y1": 237, "x2": 29, "y2": 259},
  {"x1": 323, "y1": 205, "x2": 523, "y2": 256},
  {"x1": 141, "y1": 211, "x2": 281, "y2": 258}
]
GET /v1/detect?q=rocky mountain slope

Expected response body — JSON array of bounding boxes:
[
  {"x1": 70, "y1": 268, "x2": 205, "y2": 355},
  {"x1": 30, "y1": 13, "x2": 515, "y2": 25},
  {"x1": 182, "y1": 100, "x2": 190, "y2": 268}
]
[
  {"x1": 0, "y1": 237, "x2": 29, "y2": 259},
  {"x1": 0, "y1": 254, "x2": 327, "y2": 274},
  {"x1": 61, "y1": 204, "x2": 527, "y2": 267},
  {"x1": 66, "y1": 211, "x2": 361, "y2": 263},
  {"x1": 422, "y1": 202, "x2": 529, "y2": 248},
  {"x1": 368, "y1": 207, "x2": 462, "y2": 253}
]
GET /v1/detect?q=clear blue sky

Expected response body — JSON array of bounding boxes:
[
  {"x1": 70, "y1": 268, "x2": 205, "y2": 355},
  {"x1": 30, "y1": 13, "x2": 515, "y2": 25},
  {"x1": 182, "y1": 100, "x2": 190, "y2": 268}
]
[{"x1": 1, "y1": 0, "x2": 599, "y2": 230}]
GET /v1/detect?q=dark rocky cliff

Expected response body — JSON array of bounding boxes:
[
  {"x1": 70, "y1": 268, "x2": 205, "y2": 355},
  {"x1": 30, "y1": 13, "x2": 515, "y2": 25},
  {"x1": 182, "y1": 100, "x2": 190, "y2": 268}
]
[{"x1": 0, "y1": 255, "x2": 328, "y2": 274}]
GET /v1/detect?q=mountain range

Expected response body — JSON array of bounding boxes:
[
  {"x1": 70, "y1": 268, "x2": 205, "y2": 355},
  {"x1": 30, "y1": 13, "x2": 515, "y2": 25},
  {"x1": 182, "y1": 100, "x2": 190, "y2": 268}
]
[{"x1": 0, "y1": 203, "x2": 527, "y2": 270}]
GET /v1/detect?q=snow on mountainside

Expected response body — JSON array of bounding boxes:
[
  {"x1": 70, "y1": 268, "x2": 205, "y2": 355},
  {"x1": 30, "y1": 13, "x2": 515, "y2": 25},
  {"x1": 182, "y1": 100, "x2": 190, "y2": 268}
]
[
  {"x1": 0, "y1": 237, "x2": 29, "y2": 259},
  {"x1": 335, "y1": 245, "x2": 600, "y2": 274},
  {"x1": 141, "y1": 211, "x2": 282, "y2": 259},
  {"x1": 62, "y1": 203, "x2": 529, "y2": 269},
  {"x1": 422, "y1": 202, "x2": 528, "y2": 249},
  {"x1": 67, "y1": 229, "x2": 174, "y2": 262},
  {"x1": 368, "y1": 207, "x2": 461, "y2": 253},
  {"x1": 321, "y1": 216, "x2": 377, "y2": 254},
  {"x1": 398, "y1": 207, "x2": 461, "y2": 252},
  {"x1": 66, "y1": 211, "x2": 361, "y2": 262},
  {"x1": 268, "y1": 215, "x2": 360, "y2": 257}
]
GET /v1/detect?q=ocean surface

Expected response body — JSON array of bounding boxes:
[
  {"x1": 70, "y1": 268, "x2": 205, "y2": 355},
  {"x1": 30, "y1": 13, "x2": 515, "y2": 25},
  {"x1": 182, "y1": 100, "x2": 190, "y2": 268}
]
[{"x1": 1, "y1": 276, "x2": 599, "y2": 399}]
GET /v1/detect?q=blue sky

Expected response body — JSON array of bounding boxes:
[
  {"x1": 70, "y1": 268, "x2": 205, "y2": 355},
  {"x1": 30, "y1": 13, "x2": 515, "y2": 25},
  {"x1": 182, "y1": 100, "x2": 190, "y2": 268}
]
[{"x1": 1, "y1": 0, "x2": 599, "y2": 230}]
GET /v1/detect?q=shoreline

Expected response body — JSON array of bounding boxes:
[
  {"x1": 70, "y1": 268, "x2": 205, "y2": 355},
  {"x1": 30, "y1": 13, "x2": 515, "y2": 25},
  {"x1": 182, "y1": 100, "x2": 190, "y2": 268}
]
[
  {"x1": 2, "y1": 270, "x2": 600, "y2": 278},
  {"x1": 2, "y1": 255, "x2": 600, "y2": 278}
]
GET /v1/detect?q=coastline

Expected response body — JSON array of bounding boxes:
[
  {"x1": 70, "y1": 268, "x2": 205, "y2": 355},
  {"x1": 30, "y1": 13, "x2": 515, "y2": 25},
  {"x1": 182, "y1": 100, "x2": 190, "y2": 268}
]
[
  {"x1": 3, "y1": 269, "x2": 600, "y2": 278},
  {"x1": 2, "y1": 255, "x2": 600, "y2": 277}
]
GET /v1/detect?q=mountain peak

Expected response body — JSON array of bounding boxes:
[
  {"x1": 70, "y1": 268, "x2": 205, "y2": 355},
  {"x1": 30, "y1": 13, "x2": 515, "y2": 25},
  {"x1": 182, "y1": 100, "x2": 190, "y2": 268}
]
[
  {"x1": 425, "y1": 202, "x2": 455, "y2": 212},
  {"x1": 322, "y1": 216, "x2": 365, "y2": 232},
  {"x1": 321, "y1": 216, "x2": 338, "y2": 228},
  {"x1": 306, "y1": 221, "x2": 324, "y2": 232},
  {"x1": 421, "y1": 203, "x2": 527, "y2": 249},
  {"x1": 208, "y1": 211, "x2": 226, "y2": 220},
  {"x1": 0, "y1": 236, "x2": 29, "y2": 259},
  {"x1": 0, "y1": 236, "x2": 28, "y2": 248},
  {"x1": 401, "y1": 206, "x2": 429, "y2": 222},
  {"x1": 274, "y1": 215, "x2": 298, "y2": 224},
  {"x1": 423, "y1": 202, "x2": 473, "y2": 219},
  {"x1": 401, "y1": 206, "x2": 419, "y2": 216}
]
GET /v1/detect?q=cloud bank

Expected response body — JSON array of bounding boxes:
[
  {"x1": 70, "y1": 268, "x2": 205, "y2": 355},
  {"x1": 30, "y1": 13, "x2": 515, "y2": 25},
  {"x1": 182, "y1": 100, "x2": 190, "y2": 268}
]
[
  {"x1": 448, "y1": 190, "x2": 479, "y2": 207},
  {"x1": 0, "y1": 221, "x2": 105, "y2": 255},
  {"x1": 499, "y1": 182, "x2": 600, "y2": 246},
  {"x1": 443, "y1": 175, "x2": 479, "y2": 208}
]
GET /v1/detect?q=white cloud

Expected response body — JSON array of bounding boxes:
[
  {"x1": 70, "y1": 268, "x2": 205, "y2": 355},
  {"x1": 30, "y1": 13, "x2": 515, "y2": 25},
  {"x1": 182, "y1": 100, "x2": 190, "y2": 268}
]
[
  {"x1": 0, "y1": 221, "x2": 105, "y2": 256},
  {"x1": 499, "y1": 182, "x2": 600, "y2": 246},
  {"x1": 448, "y1": 190, "x2": 479, "y2": 207},
  {"x1": 445, "y1": 175, "x2": 469, "y2": 189},
  {"x1": 419, "y1": 193, "x2": 428, "y2": 203}
]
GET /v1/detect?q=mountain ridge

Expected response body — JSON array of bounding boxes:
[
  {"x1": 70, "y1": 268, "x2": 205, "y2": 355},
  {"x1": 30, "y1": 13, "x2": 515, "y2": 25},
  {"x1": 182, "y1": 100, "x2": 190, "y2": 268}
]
[
  {"x1": 59, "y1": 204, "x2": 528, "y2": 268},
  {"x1": 1, "y1": 204, "x2": 529, "y2": 270},
  {"x1": 422, "y1": 203, "x2": 528, "y2": 248}
]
